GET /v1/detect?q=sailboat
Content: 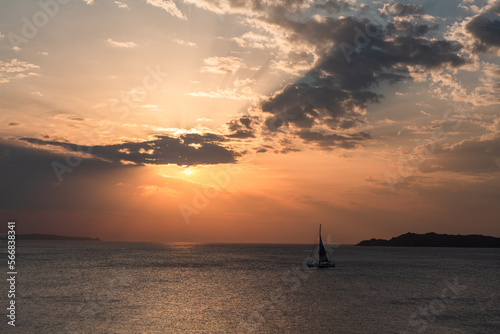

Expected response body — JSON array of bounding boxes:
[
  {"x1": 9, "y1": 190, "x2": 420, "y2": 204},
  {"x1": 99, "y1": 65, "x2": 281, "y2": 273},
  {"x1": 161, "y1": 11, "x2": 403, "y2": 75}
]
[{"x1": 307, "y1": 224, "x2": 335, "y2": 268}]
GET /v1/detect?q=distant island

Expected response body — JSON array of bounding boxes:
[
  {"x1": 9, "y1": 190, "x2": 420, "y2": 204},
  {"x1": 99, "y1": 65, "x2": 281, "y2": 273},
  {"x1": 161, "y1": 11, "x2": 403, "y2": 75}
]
[
  {"x1": 357, "y1": 232, "x2": 500, "y2": 248},
  {"x1": 14, "y1": 234, "x2": 101, "y2": 241}
]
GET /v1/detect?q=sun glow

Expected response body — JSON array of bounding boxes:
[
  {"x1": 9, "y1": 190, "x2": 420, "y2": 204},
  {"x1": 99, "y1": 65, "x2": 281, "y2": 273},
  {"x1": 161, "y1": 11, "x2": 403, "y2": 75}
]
[{"x1": 184, "y1": 168, "x2": 194, "y2": 175}]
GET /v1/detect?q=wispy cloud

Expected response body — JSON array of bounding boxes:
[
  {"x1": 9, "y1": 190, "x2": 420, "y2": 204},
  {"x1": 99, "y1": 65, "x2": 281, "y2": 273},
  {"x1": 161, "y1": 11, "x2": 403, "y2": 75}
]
[
  {"x1": 200, "y1": 56, "x2": 244, "y2": 74},
  {"x1": 146, "y1": 0, "x2": 186, "y2": 20},
  {"x1": 82, "y1": 0, "x2": 94, "y2": 5},
  {"x1": 106, "y1": 38, "x2": 138, "y2": 48},
  {"x1": 114, "y1": 1, "x2": 129, "y2": 9},
  {"x1": 190, "y1": 79, "x2": 256, "y2": 102},
  {"x1": 173, "y1": 38, "x2": 197, "y2": 47},
  {"x1": 140, "y1": 104, "x2": 162, "y2": 111},
  {"x1": 233, "y1": 78, "x2": 255, "y2": 87},
  {"x1": 232, "y1": 32, "x2": 275, "y2": 50},
  {"x1": 271, "y1": 59, "x2": 313, "y2": 76},
  {"x1": 187, "y1": 87, "x2": 257, "y2": 100},
  {"x1": 0, "y1": 59, "x2": 40, "y2": 83}
]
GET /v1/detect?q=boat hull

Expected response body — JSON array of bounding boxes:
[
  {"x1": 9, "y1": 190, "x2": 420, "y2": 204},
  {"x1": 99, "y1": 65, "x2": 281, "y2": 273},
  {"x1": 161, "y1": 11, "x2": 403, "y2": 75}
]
[{"x1": 307, "y1": 263, "x2": 335, "y2": 268}]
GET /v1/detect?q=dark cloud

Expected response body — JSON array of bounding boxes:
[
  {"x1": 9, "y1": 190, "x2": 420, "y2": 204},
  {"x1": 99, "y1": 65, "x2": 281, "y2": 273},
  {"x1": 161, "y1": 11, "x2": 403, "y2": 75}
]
[
  {"x1": 190, "y1": 0, "x2": 312, "y2": 14},
  {"x1": 311, "y1": 22, "x2": 465, "y2": 88},
  {"x1": 314, "y1": 0, "x2": 352, "y2": 13},
  {"x1": 379, "y1": 3, "x2": 424, "y2": 18},
  {"x1": 226, "y1": 116, "x2": 256, "y2": 139},
  {"x1": 326, "y1": 118, "x2": 363, "y2": 130},
  {"x1": 296, "y1": 130, "x2": 371, "y2": 149},
  {"x1": 466, "y1": 5, "x2": 500, "y2": 53},
  {"x1": 183, "y1": 1, "x2": 468, "y2": 151},
  {"x1": 8, "y1": 122, "x2": 20, "y2": 126},
  {"x1": 386, "y1": 21, "x2": 439, "y2": 37},
  {"x1": 21, "y1": 133, "x2": 238, "y2": 166},
  {"x1": 180, "y1": 133, "x2": 226, "y2": 145},
  {"x1": 0, "y1": 132, "x2": 241, "y2": 211},
  {"x1": 187, "y1": 1, "x2": 470, "y2": 151},
  {"x1": 239, "y1": 116, "x2": 253, "y2": 129},
  {"x1": 196, "y1": 0, "x2": 354, "y2": 14},
  {"x1": 265, "y1": 12, "x2": 353, "y2": 47},
  {"x1": 0, "y1": 139, "x2": 124, "y2": 210},
  {"x1": 261, "y1": 82, "x2": 381, "y2": 131},
  {"x1": 258, "y1": 12, "x2": 466, "y2": 148},
  {"x1": 0, "y1": 132, "x2": 239, "y2": 211},
  {"x1": 420, "y1": 137, "x2": 500, "y2": 174},
  {"x1": 227, "y1": 130, "x2": 256, "y2": 139}
]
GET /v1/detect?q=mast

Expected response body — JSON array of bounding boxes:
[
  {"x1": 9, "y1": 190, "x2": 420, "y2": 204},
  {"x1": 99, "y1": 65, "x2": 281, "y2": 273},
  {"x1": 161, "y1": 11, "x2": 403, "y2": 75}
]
[{"x1": 318, "y1": 224, "x2": 329, "y2": 263}]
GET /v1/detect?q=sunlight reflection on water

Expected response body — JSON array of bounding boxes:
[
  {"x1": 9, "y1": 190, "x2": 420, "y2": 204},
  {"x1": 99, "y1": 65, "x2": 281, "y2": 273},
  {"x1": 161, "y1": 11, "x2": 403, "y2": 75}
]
[{"x1": 10, "y1": 242, "x2": 500, "y2": 333}]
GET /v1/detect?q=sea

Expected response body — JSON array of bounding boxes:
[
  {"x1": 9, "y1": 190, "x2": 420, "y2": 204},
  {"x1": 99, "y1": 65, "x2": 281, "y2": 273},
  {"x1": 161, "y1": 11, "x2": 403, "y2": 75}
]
[{"x1": 2, "y1": 242, "x2": 499, "y2": 333}]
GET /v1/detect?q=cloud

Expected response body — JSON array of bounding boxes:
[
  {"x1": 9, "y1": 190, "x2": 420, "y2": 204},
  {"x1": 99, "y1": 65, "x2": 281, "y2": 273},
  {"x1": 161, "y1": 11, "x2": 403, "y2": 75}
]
[
  {"x1": 140, "y1": 104, "x2": 162, "y2": 111},
  {"x1": 182, "y1": 0, "x2": 324, "y2": 15},
  {"x1": 226, "y1": 130, "x2": 255, "y2": 139},
  {"x1": 225, "y1": 116, "x2": 257, "y2": 139},
  {"x1": 0, "y1": 138, "x2": 137, "y2": 211},
  {"x1": 314, "y1": 0, "x2": 352, "y2": 13},
  {"x1": 173, "y1": 38, "x2": 197, "y2": 47},
  {"x1": 0, "y1": 59, "x2": 40, "y2": 83},
  {"x1": 187, "y1": 87, "x2": 256, "y2": 100},
  {"x1": 261, "y1": 82, "x2": 379, "y2": 130},
  {"x1": 182, "y1": 0, "x2": 473, "y2": 152},
  {"x1": 20, "y1": 133, "x2": 238, "y2": 166},
  {"x1": 230, "y1": 116, "x2": 254, "y2": 130},
  {"x1": 200, "y1": 56, "x2": 245, "y2": 74},
  {"x1": 233, "y1": 78, "x2": 255, "y2": 87},
  {"x1": 420, "y1": 136, "x2": 500, "y2": 174},
  {"x1": 385, "y1": 20, "x2": 439, "y2": 37},
  {"x1": 466, "y1": 3, "x2": 500, "y2": 53},
  {"x1": 147, "y1": 0, "x2": 186, "y2": 20},
  {"x1": 420, "y1": 110, "x2": 431, "y2": 116},
  {"x1": 272, "y1": 51, "x2": 315, "y2": 75},
  {"x1": 114, "y1": 1, "x2": 129, "y2": 9},
  {"x1": 259, "y1": 16, "x2": 467, "y2": 148},
  {"x1": 448, "y1": 1, "x2": 500, "y2": 55},
  {"x1": 232, "y1": 32, "x2": 276, "y2": 49},
  {"x1": 379, "y1": 3, "x2": 424, "y2": 17},
  {"x1": 82, "y1": 0, "x2": 94, "y2": 5},
  {"x1": 106, "y1": 38, "x2": 138, "y2": 48},
  {"x1": 296, "y1": 130, "x2": 371, "y2": 149}
]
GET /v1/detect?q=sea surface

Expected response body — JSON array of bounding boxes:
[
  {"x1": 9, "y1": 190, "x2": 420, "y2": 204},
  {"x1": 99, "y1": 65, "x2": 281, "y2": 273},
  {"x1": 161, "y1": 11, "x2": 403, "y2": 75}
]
[{"x1": 2, "y1": 242, "x2": 499, "y2": 333}]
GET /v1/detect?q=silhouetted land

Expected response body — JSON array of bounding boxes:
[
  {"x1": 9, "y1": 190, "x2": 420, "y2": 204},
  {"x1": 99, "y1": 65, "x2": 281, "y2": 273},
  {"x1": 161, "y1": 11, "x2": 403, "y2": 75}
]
[
  {"x1": 357, "y1": 232, "x2": 500, "y2": 248},
  {"x1": 15, "y1": 234, "x2": 101, "y2": 241}
]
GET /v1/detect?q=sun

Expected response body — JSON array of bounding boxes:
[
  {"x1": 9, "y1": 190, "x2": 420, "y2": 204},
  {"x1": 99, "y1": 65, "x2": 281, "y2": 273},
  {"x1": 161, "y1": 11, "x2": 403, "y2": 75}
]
[{"x1": 183, "y1": 169, "x2": 194, "y2": 175}]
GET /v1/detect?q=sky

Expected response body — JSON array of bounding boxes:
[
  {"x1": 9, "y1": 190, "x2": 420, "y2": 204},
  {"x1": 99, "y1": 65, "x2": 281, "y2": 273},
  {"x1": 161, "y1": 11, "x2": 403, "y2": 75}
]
[{"x1": 0, "y1": 0, "x2": 499, "y2": 243}]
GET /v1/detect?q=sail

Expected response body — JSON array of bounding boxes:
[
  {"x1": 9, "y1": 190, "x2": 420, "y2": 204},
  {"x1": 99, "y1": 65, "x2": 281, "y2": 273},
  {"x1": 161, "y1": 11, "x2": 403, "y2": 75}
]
[
  {"x1": 307, "y1": 224, "x2": 335, "y2": 267},
  {"x1": 318, "y1": 234, "x2": 329, "y2": 262}
]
